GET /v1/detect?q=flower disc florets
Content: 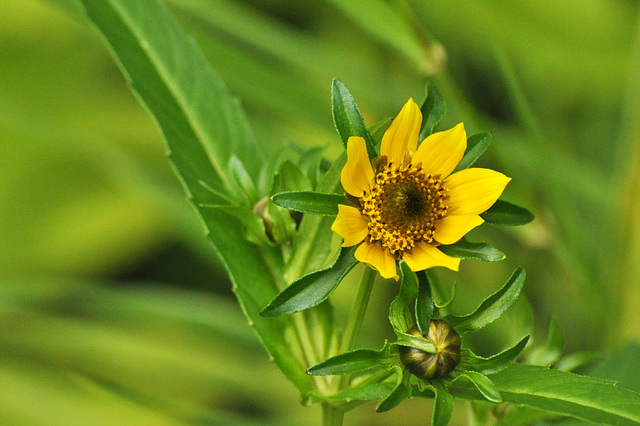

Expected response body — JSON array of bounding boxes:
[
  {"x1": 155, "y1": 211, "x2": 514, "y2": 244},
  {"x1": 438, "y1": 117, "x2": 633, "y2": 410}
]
[{"x1": 331, "y1": 98, "x2": 511, "y2": 279}]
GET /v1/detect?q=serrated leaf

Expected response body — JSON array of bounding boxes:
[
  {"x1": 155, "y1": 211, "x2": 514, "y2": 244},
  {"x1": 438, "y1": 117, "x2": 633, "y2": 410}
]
[
  {"x1": 453, "y1": 372, "x2": 502, "y2": 403},
  {"x1": 447, "y1": 268, "x2": 525, "y2": 334},
  {"x1": 415, "y1": 271, "x2": 434, "y2": 335},
  {"x1": 261, "y1": 246, "x2": 357, "y2": 316},
  {"x1": 419, "y1": 83, "x2": 447, "y2": 140},
  {"x1": 467, "y1": 335, "x2": 530, "y2": 375},
  {"x1": 450, "y1": 364, "x2": 640, "y2": 425},
  {"x1": 271, "y1": 191, "x2": 345, "y2": 216},
  {"x1": 439, "y1": 238, "x2": 506, "y2": 262},
  {"x1": 376, "y1": 369, "x2": 412, "y2": 413},
  {"x1": 453, "y1": 132, "x2": 492, "y2": 172},
  {"x1": 389, "y1": 262, "x2": 418, "y2": 333},
  {"x1": 481, "y1": 200, "x2": 534, "y2": 226},
  {"x1": 331, "y1": 78, "x2": 377, "y2": 159},
  {"x1": 307, "y1": 346, "x2": 391, "y2": 376}
]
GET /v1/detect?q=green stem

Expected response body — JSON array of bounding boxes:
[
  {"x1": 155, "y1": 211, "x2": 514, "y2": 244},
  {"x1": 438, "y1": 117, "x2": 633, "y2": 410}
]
[{"x1": 322, "y1": 402, "x2": 344, "y2": 426}]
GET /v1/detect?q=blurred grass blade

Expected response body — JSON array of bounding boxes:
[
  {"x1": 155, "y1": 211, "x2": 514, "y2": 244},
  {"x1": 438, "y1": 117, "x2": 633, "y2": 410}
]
[
  {"x1": 261, "y1": 246, "x2": 357, "y2": 317},
  {"x1": 332, "y1": 78, "x2": 377, "y2": 159},
  {"x1": 419, "y1": 83, "x2": 447, "y2": 140},
  {"x1": 447, "y1": 268, "x2": 525, "y2": 334},
  {"x1": 481, "y1": 200, "x2": 534, "y2": 226},
  {"x1": 438, "y1": 238, "x2": 506, "y2": 262},
  {"x1": 271, "y1": 191, "x2": 344, "y2": 216},
  {"x1": 80, "y1": 0, "x2": 312, "y2": 396},
  {"x1": 454, "y1": 132, "x2": 492, "y2": 172}
]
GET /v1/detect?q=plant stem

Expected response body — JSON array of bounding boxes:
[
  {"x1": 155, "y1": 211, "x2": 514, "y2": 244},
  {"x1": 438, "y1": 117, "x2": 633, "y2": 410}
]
[{"x1": 322, "y1": 402, "x2": 344, "y2": 426}]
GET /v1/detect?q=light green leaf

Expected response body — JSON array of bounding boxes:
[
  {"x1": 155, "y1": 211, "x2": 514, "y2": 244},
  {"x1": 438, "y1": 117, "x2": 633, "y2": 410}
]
[
  {"x1": 450, "y1": 364, "x2": 640, "y2": 425},
  {"x1": 80, "y1": 0, "x2": 312, "y2": 396},
  {"x1": 528, "y1": 315, "x2": 565, "y2": 366},
  {"x1": 260, "y1": 246, "x2": 357, "y2": 317},
  {"x1": 389, "y1": 262, "x2": 418, "y2": 333},
  {"x1": 429, "y1": 383, "x2": 454, "y2": 426},
  {"x1": 419, "y1": 83, "x2": 447, "y2": 140},
  {"x1": 452, "y1": 371, "x2": 501, "y2": 403},
  {"x1": 328, "y1": 382, "x2": 395, "y2": 402},
  {"x1": 555, "y1": 351, "x2": 603, "y2": 373},
  {"x1": 307, "y1": 346, "x2": 392, "y2": 376},
  {"x1": 393, "y1": 331, "x2": 437, "y2": 354},
  {"x1": 447, "y1": 268, "x2": 525, "y2": 334},
  {"x1": 453, "y1": 132, "x2": 492, "y2": 172},
  {"x1": 481, "y1": 200, "x2": 535, "y2": 226},
  {"x1": 368, "y1": 117, "x2": 393, "y2": 148},
  {"x1": 466, "y1": 335, "x2": 530, "y2": 375},
  {"x1": 331, "y1": 78, "x2": 377, "y2": 159},
  {"x1": 271, "y1": 191, "x2": 345, "y2": 216},
  {"x1": 438, "y1": 238, "x2": 506, "y2": 262}
]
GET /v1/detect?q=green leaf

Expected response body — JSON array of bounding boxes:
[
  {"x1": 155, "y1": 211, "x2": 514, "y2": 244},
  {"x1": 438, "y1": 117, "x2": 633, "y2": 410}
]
[
  {"x1": 376, "y1": 369, "x2": 412, "y2": 413},
  {"x1": 438, "y1": 238, "x2": 506, "y2": 262},
  {"x1": 467, "y1": 334, "x2": 530, "y2": 375},
  {"x1": 328, "y1": 381, "x2": 395, "y2": 402},
  {"x1": 79, "y1": 0, "x2": 312, "y2": 397},
  {"x1": 389, "y1": 262, "x2": 418, "y2": 333},
  {"x1": 447, "y1": 268, "x2": 525, "y2": 334},
  {"x1": 271, "y1": 191, "x2": 344, "y2": 216},
  {"x1": 331, "y1": 78, "x2": 377, "y2": 159},
  {"x1": 554, "y1": 351, "x2": 603, "y2": 373},
  {"x1": 272, "y1": 161, "x2": 312, "y2": 193},
  {"x1": 368, "y1": 117, "x2": 393, "y2": 149},
  {"x1": 450, "y1": 364, "x2": 640, "y2": 425},
  {"x1": 452, "y1": 372, "x2": 501, "y2": 403},
  {"x1": 307, "y1": 346, "x2": 391, "y2": 376},
  {"x1": 428, "y1": 383, "x2": 454, "y2": 426},
  {"x1": 481, "y1": 200, "x2": 534, "y2": 226},
  {"x1": 393, "y1": 331, "x2": 437, "y2": 354},
  {"x1": 199, "y1": 204, "x2": 273, "y2": 246},
  {"x1": 453, "y1": 132, "x2": 492, "y2": 172},
  {"x1": 415, "y1": 271, "x2": 434, "y2": 335},
  {"x1": 419, "y1": 83, "x2": 447, "y2": 140},
  {"x1": 528, "y1": 315, "x2": 565, "y2": 366},
  {"x1": 229, "y1": 155, "x2": 259, "y2": 206},
  {"x1": 261, "y1": 246, "x2": 357, "y2": 316}
]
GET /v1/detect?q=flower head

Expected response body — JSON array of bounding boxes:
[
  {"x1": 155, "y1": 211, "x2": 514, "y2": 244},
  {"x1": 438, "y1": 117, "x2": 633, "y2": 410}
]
[{"x1": 331, "y1": 98, "x2": 510, "y2": 279}]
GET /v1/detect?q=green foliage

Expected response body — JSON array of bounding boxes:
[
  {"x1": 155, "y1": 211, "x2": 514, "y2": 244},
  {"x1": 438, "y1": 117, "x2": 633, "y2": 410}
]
[
  {"x1": 331, "y1": 78, "x2": 377, "y2": 159},
  {"x1": 271, "y1": 191, "x2": 345, "y2": 216}
]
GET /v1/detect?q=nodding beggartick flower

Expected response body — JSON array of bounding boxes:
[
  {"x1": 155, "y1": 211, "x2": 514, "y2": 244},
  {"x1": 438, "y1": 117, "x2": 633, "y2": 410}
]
[{"x1": 331, "y1": 99, "x2": 511, "y2": 279}]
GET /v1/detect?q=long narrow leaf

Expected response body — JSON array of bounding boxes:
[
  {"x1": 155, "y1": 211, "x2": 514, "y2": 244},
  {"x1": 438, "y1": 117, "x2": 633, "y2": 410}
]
[
  {"x1": 271, "y1": 191, "x2": 344, "y2": 216},
  {"x1": 332, "y1": 78, "x2": 377, "y2": 159},
  {"x1": 439, "y1": 238, "x2": 506, "y2": 262}
]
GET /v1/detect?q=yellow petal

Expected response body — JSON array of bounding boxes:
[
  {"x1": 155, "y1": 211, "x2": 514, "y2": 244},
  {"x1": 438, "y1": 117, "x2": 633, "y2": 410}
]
[
  {"x1": 403, "y1": 242, "x2": 460, "y2": 272},
  {"x1": 341, "y1": 136, "x2": 374, "y2": 198},
  {"x1": 380, "y1": 98, "x2": 422, "y2": 166},
  {"x1": 445, "y1": 168, "x2": 511, "y2": 215},
  {"x1": 434, "y1": 214, "x2": 484, "y2": 245},
  {"x1": 412, "y1": 122, "x2": 466, "y2": 178},
  {"x1": 331, "y1": 205, "x2": 369, "y2": 247},
  {"x1": 355, "y1": 242, "x2": 398, "y2": 280}
]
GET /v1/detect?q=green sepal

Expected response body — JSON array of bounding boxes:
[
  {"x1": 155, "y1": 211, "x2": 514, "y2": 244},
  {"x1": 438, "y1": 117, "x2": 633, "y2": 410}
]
[
  {"x1": 425, "y1": 383, "x2": 454, "y2": 426},
  {"x1": 466, "y1": 334, "x2": 530, "y2": 374},
  {"x1": 439, "y1": 237, "x2": 506, "y2": 262},
  {"x1": 481, "y1": 200, "x2": 534, "y2": 226},
  {"x1": 307, "y1": 344, "x2": 393, "y2": 376},
  {"x1": 368, "y1": 117, "x2": 393, "y2": 149},
  {"x1": 528, "y1": 315, "x2": 565, "y2": 366},
  {"x1": 446, "y1": 268, "x2": 525, "y2": 334},
  {"x1": 452, "y1": 371, "x2": 502, "y2": 403},
  {"x1": 415, "y1": 271, "x2": 434, "y2": 335},
  {"x1": 393, "y1": 331, "x2": 437, "y2": 354},
  {"x1": 376, "y1": 368, "x2": 412, "y2": 413},
  {"x1": 270, "y1": 191, "x2": 345, "y2": 216},
  {"x1": 389, "y1": 262, "x2": 418, "y2": 333},
  {"x1": 331, "y1": 78, "x2": 377, "y2": 159},
  {"x1": 453, "y1": 132, "x2": 492, "y2": 172},
  {"x1": 419, "y1": 83, "x2": 447, "y2": 140},
  {"x1": 260, "y1": 246, "x2": 357, "y2": 316}
]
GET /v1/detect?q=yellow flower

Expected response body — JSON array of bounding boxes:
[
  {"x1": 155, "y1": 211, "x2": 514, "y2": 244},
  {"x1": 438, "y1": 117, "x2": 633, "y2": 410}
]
[{"x1": 331, "y1": 98, "x2": 511, "y2": 280}]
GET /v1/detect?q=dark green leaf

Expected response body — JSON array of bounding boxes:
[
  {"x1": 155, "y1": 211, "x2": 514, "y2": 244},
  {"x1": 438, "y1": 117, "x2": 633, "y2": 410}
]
[
  {"x1": 261, "y1": 246, "x2": 357, "y2": 316},
  {"x1": 271, "y1": 191, "x2": 345, "y2": 216},
  {"x1": 453, "y1": 132, "x2": 492, "y2": 172},
  {"x1": 389, "y1": 262, "x2": 418, "y2": 332},
  {"x1": 481, "y1": 200, "x2": 534, "y2": 226},
  {"x1": 439, "y1": 238, "x2": 506, "y2": 262},
  {"x1": 331, "y1": 78, "x2": 377, "y2": 159},
  {"x1": 452, "y1": 372, "x2": 501, "y2": 403},
  {"x1": 447, "y1": 268, "x2": 525, "y2": 334},
  {"x1": 429, "y1": 383, "x2": 454, "y2": 426},
  {"x1": 307, "y1": 346, "x2": 392, "y2": 376},
  {"x1": 466, "y1": 334, "x2": 530, "y2": 375},
  {"x1": 419, "y1": 83, "x2": 447, "y2": 140},
  {"x1": 376, "y1": 369, "x2": 412, "y2": 413},
  {"x1": 415, "y1": 271, "x2": 434, "y2": 335},
  {"x1": 450, "y1": 364, "x2": 640, "y2": 425}
]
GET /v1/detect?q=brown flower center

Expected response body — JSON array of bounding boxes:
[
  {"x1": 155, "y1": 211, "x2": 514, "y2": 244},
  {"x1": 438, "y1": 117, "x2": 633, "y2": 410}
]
[{"x1": 360, "y1": 160, "x2": 449, "y2": 257}]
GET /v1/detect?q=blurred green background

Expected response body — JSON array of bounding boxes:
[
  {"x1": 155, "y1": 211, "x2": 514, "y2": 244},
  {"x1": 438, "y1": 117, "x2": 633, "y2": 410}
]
[{"x1": 2, "y1": 0, "x2": 639, "y2": 424}]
